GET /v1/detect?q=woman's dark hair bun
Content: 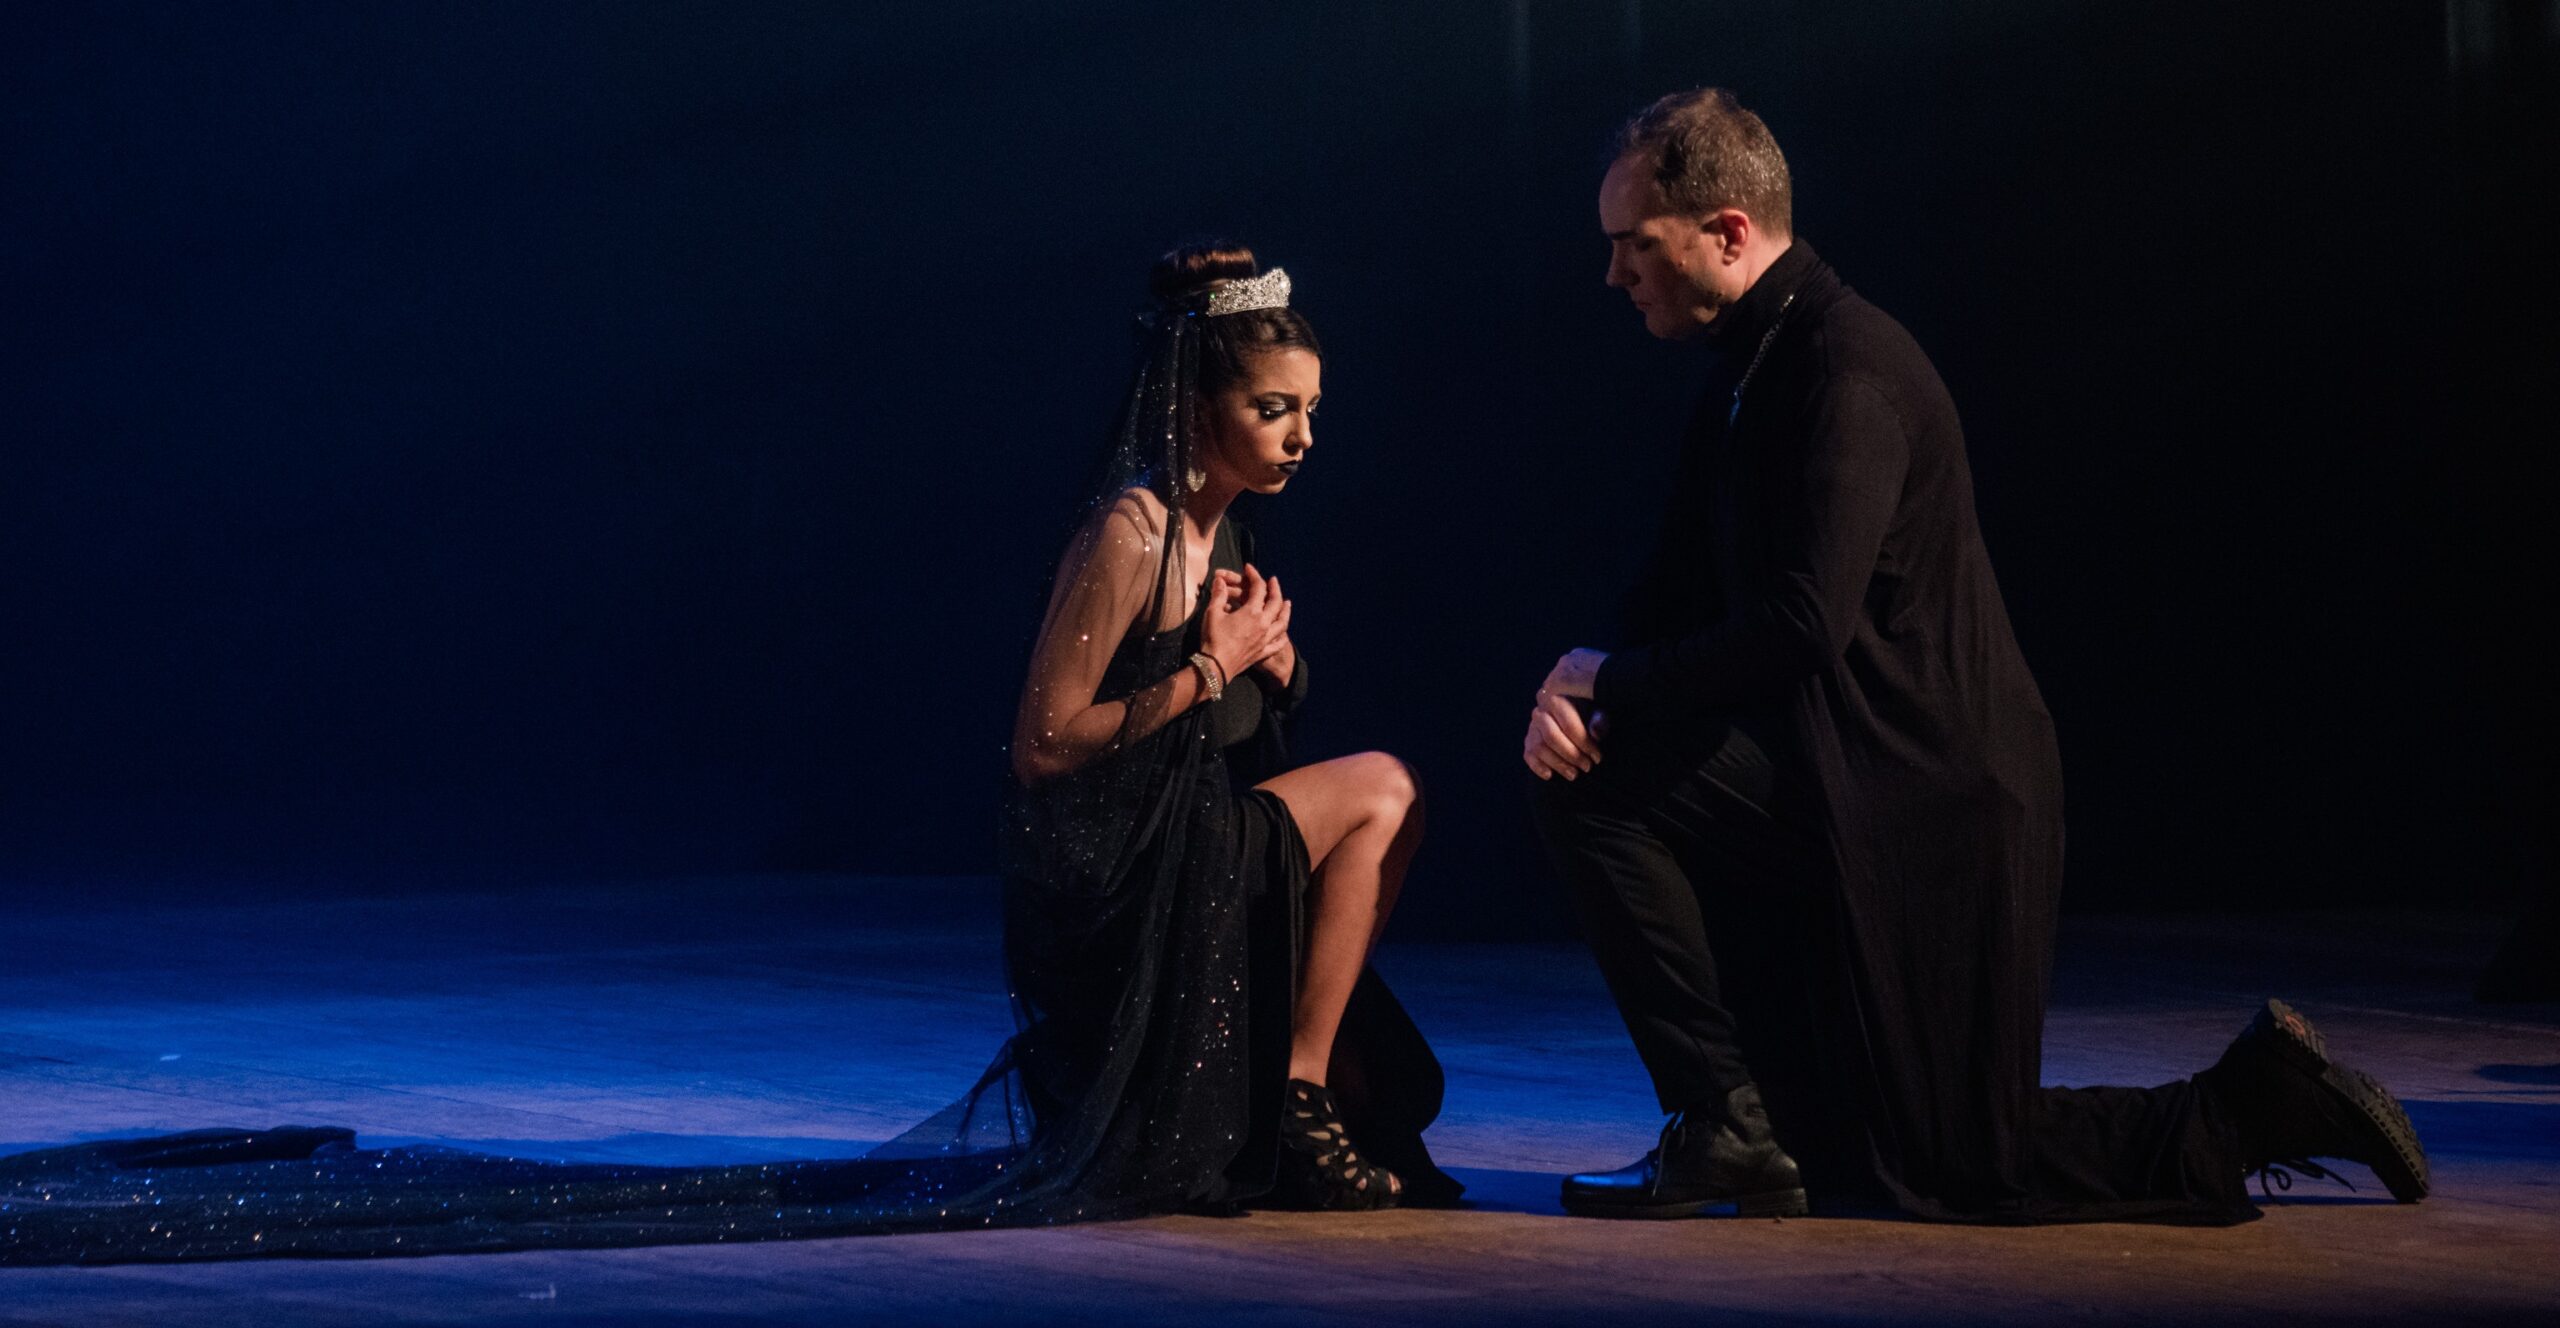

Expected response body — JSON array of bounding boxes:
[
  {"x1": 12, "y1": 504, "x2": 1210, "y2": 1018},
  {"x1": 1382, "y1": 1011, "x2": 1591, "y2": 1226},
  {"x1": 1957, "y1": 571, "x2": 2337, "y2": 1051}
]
[
  {"x1": 1149, "y1": 242, "x2": 1259, "y2": 306},
  {"x1": 1143, "y1": 240, "x2": 1320, "y2": 393}
]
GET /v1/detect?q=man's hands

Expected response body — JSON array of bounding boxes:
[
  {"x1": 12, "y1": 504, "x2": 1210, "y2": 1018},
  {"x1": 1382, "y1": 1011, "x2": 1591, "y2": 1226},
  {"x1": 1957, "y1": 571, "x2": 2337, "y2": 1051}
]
[
  {"x1": 1524, "y1": 648, "x2": 1612, "y2": 781},
  {"x1": 1203, "y1": 563, "x2": 1291, "y2": 688}
]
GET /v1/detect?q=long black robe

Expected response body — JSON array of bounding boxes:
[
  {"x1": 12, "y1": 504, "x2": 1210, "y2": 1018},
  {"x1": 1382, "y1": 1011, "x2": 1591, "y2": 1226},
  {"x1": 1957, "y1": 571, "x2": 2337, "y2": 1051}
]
[{"x1": 1594, "y1": 240, "x2": 2070, "y2": 1220}]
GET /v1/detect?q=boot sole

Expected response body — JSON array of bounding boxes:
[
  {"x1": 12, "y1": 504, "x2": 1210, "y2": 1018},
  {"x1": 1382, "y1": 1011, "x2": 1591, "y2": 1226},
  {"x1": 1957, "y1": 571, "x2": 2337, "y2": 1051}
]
[
  {"x1": 2255, "y1": 998, "x2": 2430, "y2": 1203},
  {"x1": 1560, "y1": 1187, "x2": 1810, "y2": 1220}
]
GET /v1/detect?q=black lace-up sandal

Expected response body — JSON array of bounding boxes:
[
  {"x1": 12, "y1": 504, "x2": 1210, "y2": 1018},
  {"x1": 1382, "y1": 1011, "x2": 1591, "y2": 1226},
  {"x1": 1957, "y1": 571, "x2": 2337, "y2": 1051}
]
[{"x1": 1273, "y1": 1078, "x2": 1402, "y2": 1211}]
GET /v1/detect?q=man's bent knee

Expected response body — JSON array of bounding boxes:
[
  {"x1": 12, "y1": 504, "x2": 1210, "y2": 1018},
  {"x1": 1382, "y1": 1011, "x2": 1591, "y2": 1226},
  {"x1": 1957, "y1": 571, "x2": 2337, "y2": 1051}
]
[{"x1": 1528, "y1": 758, "x2": 1617, "y2": 820}]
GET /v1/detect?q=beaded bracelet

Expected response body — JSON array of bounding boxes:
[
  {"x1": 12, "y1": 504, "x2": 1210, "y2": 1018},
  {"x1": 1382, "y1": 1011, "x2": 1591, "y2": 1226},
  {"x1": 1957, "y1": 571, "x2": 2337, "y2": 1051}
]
[{"x1": 1188, "y1": 651, "x2": 1225, "y2": 702}]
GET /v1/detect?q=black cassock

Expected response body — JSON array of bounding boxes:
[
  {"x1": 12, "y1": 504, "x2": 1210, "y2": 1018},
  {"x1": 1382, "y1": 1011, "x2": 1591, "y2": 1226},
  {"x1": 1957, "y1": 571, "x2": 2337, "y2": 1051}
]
[{"x1": 1563, "y1": 240, "x2": 2250, "y2": 1224}]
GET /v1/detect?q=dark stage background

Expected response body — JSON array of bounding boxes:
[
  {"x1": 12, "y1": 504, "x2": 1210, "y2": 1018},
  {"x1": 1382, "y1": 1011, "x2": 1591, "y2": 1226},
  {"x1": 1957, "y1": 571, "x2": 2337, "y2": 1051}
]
[{"x1": 6, "y1": 2, "x2": 2551, "y2": 938}]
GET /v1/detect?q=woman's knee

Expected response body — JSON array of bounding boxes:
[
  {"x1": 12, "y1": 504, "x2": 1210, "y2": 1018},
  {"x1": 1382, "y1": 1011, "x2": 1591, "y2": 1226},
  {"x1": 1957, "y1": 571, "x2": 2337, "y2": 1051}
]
[{"x1": 1349, "y1": 751, "x2": 1421, "y2": 826}]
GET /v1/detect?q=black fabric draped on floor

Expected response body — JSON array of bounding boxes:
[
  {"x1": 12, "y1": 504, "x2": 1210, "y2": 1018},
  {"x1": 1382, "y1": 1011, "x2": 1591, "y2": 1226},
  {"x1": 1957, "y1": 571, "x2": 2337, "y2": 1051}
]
[{"x1": 0, "y1": 509, "x2": 1458, "y2": 1269}]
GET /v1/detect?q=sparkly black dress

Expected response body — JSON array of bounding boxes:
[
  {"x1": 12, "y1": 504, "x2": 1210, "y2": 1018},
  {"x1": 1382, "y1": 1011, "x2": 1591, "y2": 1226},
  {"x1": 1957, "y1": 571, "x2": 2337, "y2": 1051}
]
[
  {"x1": 997, "y1": 512, "x2": 1457, "y2": 1217},
  {"x1": 0, "y1": 517, "x2": 1456, "y2": 1266}
]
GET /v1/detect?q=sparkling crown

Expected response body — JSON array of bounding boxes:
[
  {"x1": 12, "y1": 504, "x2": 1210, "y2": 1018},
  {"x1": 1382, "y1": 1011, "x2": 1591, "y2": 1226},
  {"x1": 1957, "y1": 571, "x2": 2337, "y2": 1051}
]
[{"x1": 1204, "y1": 267, "x2": 1291, "y2": 317}]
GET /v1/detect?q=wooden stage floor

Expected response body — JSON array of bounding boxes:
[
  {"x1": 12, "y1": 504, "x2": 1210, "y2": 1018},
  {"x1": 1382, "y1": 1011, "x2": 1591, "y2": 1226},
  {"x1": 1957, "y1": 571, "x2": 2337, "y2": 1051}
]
[{"x1": 3, "y1": 875, "x2": 2554, "y2": 1325}]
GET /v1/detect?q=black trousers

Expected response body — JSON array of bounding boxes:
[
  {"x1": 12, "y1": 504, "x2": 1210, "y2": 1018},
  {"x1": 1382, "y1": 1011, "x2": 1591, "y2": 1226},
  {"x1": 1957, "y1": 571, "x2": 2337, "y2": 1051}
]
[
  {"x1": 1530, "y1": 720, "x2": 2253, "y2": 1221},
  {"x1": 1529, "y1": 719, "x2": 1798, "y2": 1113}
]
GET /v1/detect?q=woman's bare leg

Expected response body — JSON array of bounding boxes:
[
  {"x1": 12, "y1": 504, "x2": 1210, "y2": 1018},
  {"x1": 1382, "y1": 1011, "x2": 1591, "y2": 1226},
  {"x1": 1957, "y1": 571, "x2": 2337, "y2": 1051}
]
[{"x1": 1255, "y1": 751, "x2": 1425, "y2": 1086}]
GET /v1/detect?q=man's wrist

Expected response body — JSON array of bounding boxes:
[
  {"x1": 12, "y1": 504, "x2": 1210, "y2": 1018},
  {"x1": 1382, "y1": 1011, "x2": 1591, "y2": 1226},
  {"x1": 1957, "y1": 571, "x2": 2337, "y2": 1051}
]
[{"x1": 1550, "y1": 647, "x2": 1610, "y2": 699}]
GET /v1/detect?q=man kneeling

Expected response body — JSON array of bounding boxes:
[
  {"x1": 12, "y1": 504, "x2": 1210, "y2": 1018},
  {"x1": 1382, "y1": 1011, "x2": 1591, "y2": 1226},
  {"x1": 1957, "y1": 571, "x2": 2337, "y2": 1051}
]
[{"x1": 1524, "y1": 88, "x2": 2426, "y2": 1224}]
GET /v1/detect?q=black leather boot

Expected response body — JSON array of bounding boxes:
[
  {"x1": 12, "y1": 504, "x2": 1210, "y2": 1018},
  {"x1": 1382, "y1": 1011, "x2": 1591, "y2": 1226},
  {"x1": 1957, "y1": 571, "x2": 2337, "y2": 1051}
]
[
  {"x1": 2198, "y1": 998, "x2": 2428, "y2": 1203},
  {"x1": 1560, "y1": 1083, "x2": 1809, "y2": 1219}
]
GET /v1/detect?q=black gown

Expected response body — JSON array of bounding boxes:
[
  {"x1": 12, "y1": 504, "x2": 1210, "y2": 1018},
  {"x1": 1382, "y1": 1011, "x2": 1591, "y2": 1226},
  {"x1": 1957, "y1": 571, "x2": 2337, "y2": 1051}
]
[
  {"x1": 994, "y1": 512, "x2": 1458, "y2": 1216},
  {"x1": 0, "y1": 517, "x2": 1456, "y2": 1267}
]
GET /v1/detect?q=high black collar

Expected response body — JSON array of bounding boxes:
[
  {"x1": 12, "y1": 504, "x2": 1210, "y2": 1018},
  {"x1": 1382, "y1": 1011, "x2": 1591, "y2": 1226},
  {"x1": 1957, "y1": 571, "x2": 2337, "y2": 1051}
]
[{"x1": 1705, "y1": 237, "x2": 1825, "y2": 357}]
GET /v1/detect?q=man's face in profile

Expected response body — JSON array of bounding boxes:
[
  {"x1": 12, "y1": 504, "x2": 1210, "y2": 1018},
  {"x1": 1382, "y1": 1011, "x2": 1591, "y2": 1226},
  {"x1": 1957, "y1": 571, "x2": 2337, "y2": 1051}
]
[{"x1": 1598, "y1": 152, "x2": 1734, "y2": 341}]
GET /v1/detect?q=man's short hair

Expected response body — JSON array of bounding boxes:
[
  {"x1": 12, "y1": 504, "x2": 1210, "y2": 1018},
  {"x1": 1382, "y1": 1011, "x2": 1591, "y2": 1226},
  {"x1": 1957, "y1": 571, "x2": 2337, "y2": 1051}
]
[{"x1": 1611, "y1": 88, "x2": 1793, "y2": 235}]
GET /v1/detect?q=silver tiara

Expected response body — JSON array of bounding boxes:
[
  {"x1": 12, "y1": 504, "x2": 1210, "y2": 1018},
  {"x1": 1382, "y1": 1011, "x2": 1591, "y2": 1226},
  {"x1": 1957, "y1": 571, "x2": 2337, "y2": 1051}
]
[{"x1": 1204, "y1": 267, "x2": 1291, "y2": 317}]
